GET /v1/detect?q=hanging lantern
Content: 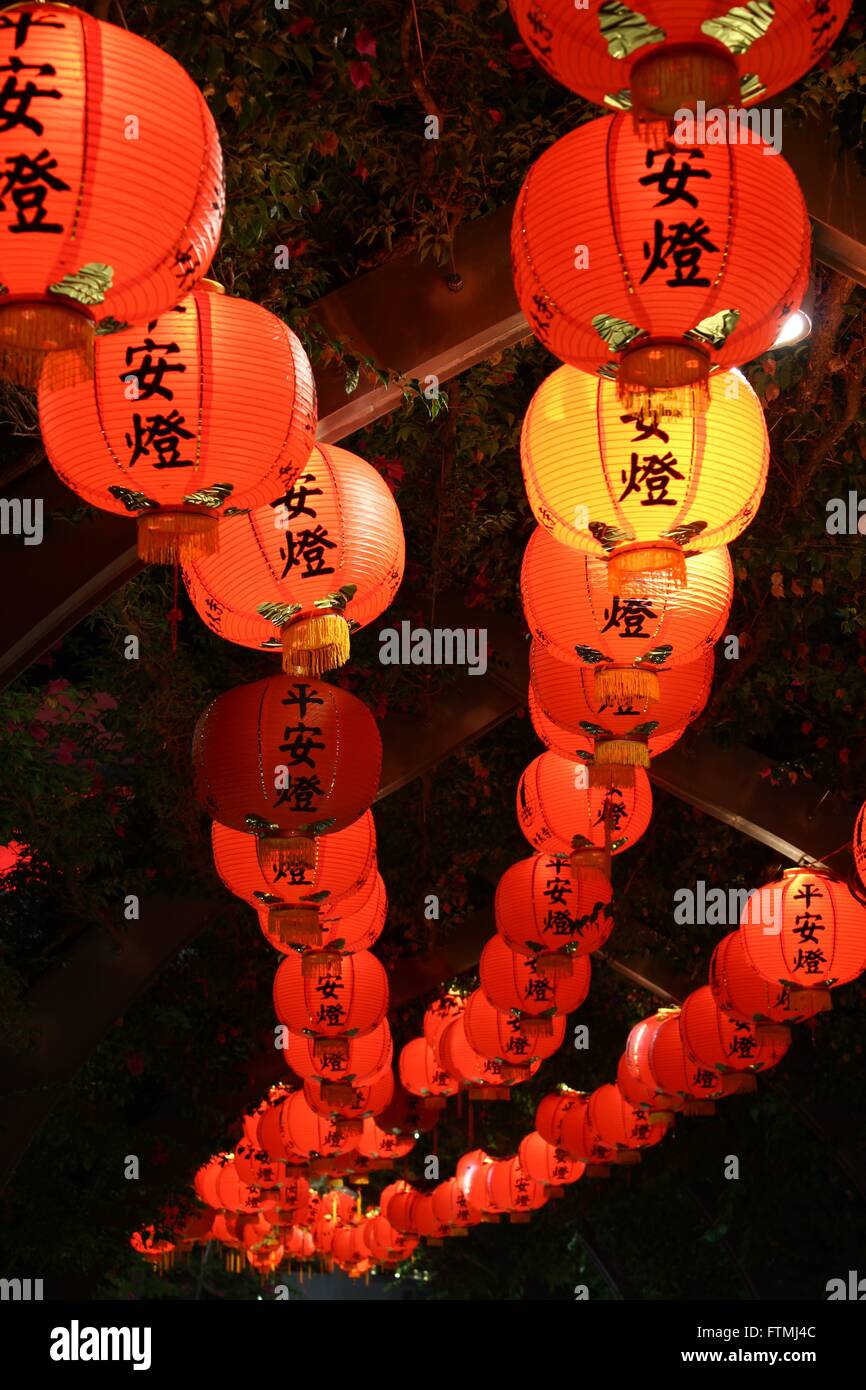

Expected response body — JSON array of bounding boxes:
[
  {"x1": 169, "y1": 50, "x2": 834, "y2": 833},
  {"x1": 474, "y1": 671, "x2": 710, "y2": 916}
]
[
  {"x1": 480, "y1": 933, "x2": 591, "y2": 1023},
  {"x1": 680, "y1": 984, "x2": 791, "y2": 1073},
  {"x1": 0, "y1": 3, "x2": 223, "y2": 388},
  {"x1": 518, "y1": 1131, "x2": 585, "y2": 1187},
  {"x1": 487, "y1": 1157, "x2": 549, "y2": 1217},
  {"x1": 399, "y1": 1037, "x2": 461, "y2": 1099},
  {"x1": 382, "y1": 1182, "x2": 420, "y2": 1233},
  {"x1": 517, "y1": 753, "x2": 652, "y2": 860},
  {"x1": 412, "y1": 1195, "x2": 453, "y2": 1241},
  {"x1": 283, "y1": 1019, "x2": 393, "y2": 1088},
  {"x1": 130, "y1": 1228, "x2": 175, "y2": 1274},
  {"x1": 280, "y1": 1091, "x2": 359, "y2": 1158},
  {"x1": 357, "y1": 1117, "x2": 416, "y2": 1162},
  {"x1": 215, "y1": 1157, "x2": 276, "y2": 1215},
  {"x1": 616, "y1": 1052, "x2": 684, "y2": 1116},
  {"x1": 512, "y1": 114, "x2": 810, "y2": 417},
  {"x1": 431, "y1": 1178, "x2": 483, "y2": 1229},
  {"x1": 40, "y1": 283, "x2": 317, "y2": 563},
  {"x1": 455, "y1": 1149, "x2": 496, "y2": 1207},
  {"x1": 738, "y1": 867, "x2": 866, "y2": 1007},
  {"x1": 375, "y1": 1083, "x2": 440, "y2": 1137},
  {"x1": 633, "y1": 1008, "x2": 754, "y2": 1103},
  {"x1": 535, "y1": 1089, "x2": 589, "y2": 1147},
  {"x1": 521, "y1": 364, "x2": 768, "y2": 594},
  {"x1": 212, "y1": 812, "x2": 376, "y2": 914},
  {"x1": 522, "y1": 526, "x2": 732, "y2": 706},
  {"x1": 303, "y1": 1070, "x2": 394, "y2": 1121},
  {"x1": 854, "y1": 799, "x2": 866, "y2": 896},
  {"x1": 494, "y1": 852, "x2": 613, "y2": 960},
  {"x1": 184, "y1": 444, "x2": 404, "y2": 674},
  {"x1": 438, "y1": 1014, "x2": 538, "y2": 1091},
  {"x1": 273, "y1": 949, "x2": 389, "y2": 1055},
  {"x1": 361, "y1": 1213, "x2": 419, "y2": 1264},
  {"x1": 194, "y1": 1155, "x2": 228, "y2": 1209},
  {"x1": 463, "y1": 989, "x2": 567, "y2": 1072},
  {"x1": 423, "y1": 991, "x2": 467, "y2": 1055},
  {"x1": 586, "y1": 1082, "x2": 673, "y2": 1150},
  {"x1": 193, "y1": 675, "x2": 382, "y2": 872},
  {"x1": 233, "y1": 1138, "x2": 281, "y2": 1190},
  {"x1": 530, "y1": 641, "x2": 713, "y2": 772},
  {"x1": 509, "y1": 0, "x2": 852, "y2": 126},
  {"x1": 709, "y1": 930, "x2": 826, "y2": 1027},
  {"x1": 256, "y1": 870, "x2": 386, "y2": 956}
]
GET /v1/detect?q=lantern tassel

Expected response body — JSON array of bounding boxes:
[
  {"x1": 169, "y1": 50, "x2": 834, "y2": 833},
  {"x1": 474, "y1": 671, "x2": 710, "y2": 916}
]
[
  {"x1": 257, "y1": 833, "x2": 316, "y2": 874},
  {"x1": 608, "y1": 542, "x2": 687, "y2": 598},
  {"x1": 617, "y1": 340, "x2": 710, "y2": 420},
  {"x1": 520, "y1": 1014, "x2": 555, "y2": 1038},
  {"x1": 313, "y1": 1035, "x2": 349, "y2": 1062},
  {"x1": 535, "y1": 952, "x2": 574, "y2": 981},
  {"x1": 282, "y1": 615, "x2": 351, "y2": 677},
  {"x1": 595, "y1": 666, "x2": 660, "y2": 705},
  {"x1": 0, "y1": 302, "x2": 94, "y2": 390},
  {"x1": 589, "y1": 761, "x2": 636, "y2": 790},
  {"x1": 268, "y1": 905, "x2": 323, "y2": 948},
  {"x1": 301, "y1": 950, "x2": 343, "y2": 981},
  {"x1": 594, "y1": 739, "x2": 650, "y2": 770},
  {"x1": 321, "y1": 1082, "x2": 356, "y2": 1108},
  {"x1": 138, "y1": 512, "x2": 220, "y2": 564}
]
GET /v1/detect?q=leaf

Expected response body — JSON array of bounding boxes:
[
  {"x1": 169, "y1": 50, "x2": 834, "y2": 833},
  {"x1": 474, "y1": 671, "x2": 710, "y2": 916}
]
[
  {"x1": 573, "y1": 645, "x2": 609, "y2": 665},
  {"x1": 592, "y1": 313, "x2": 645, "y2": 353}
]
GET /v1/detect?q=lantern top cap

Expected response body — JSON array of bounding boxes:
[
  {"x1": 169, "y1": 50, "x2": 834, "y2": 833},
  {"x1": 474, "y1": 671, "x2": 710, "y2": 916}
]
[
  {"x1": 781, "y1": 865, "x2": 834, "y2": 880},
  {"x1": 199, "y1": 278, "x2": 227, "y2": 295}
]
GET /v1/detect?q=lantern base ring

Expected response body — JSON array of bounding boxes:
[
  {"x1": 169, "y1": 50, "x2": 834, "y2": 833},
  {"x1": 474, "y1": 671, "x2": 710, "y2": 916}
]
[
  {"x1": 138, "y1": 510, "x2": 220, "y2": 564},
  {"x1": 617, "y1": 339, "x2": 710, "y2": 420}
]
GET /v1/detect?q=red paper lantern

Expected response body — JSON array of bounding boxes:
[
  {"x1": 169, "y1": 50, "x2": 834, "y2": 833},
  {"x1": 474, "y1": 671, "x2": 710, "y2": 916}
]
[
  {"x1": 438, "y1": 1014, "x2": 536, "y2": 1090},
  {"x1": 212, "y1": 812, "x2": 375, "y2": 913},
  {"x1": 0, "y1": 3, "x2": 223, "y2": 388},
  {"x1": 522, "y1": 525, "x2": 732, "y2": 708},
  {"x1": 586, "y1": 1082, "x2": 673, "y2": 1150},
  {"x1": 518, "y1": 1131, "x2": 585, "y2": 1186},
  {"x1": 280, "y1": 1091, "x2": 358, "y2": 1158},
  {"x1": 487, "y1": 1157, "x2": 549, "y2": 1215},
  {"x1": 423, "y1": 991, "x2": 467, "y2": 1054},
  {"x1": 257, "y1": 871, "x2": 386, "y2": 956},
  {"x1": 193, "y1": 675, "x2": 382, "y2": 872},
  {"x1": 233, "y1": 1138, "x2": 282, "y2": 1189},
  {"x1": 382, "y1": 1183, "x2": 420, "y2": 1234},
  {"x1": 283, "y1": 1019, "x2": 393, "y2": 1087},
  {"x1": 616, "y1": 1052, "x2": 684, "y2": 1115},
  {"x1": 194, "y1": 1155, "x2": 227, "y2": 1209},
  {"x1": 41, "y1": 285, "x2": 318, "y2": 564},
  {"x1": 303, "y1": 1070, "x2": 394, "y2": 1120},
  {"x1": 854, "y1": 799, "x2": 866, "y2": 896},
  {"x1": 680, "y1": 984, "x2": 791, "y2": 1073},
  {"x1": 517, "y1": 753, "x2": 652, "y2": 859},
  {"x1": 399, "y1": 1037, "x2": 461, "y2": 1098},
  {"x1": 709, "y1": 930, "x2": 825, "y2": 1026},
  {"x1": 361, "y1": 1213, "x2": 419, "y2": 1264},
  {"x1": 455, "y1": 1149, "x2": 496, "y2": 1208},
  {"x1": 215, "y1": 1157, "x2": 276, "y2": 1214},
  {"x1": 431, "y1": 1178, "x2": 483, "y2": 1228},
  {"x1": 480, "y1": 933, "x2": 591, "y2": 1026},
  {"x1": 634, "y1": 1009, "x2": 752, "y2": 1101},
  {"x1": 184, "y1": 444, "x2": 404, "y2": 674},
  {"x1": 738, "y1": 867, "x2": 866, "y2": 997},
  {"x1": 494, "y1": 852, "x2": 612, "y2": 959},
  {"x1": 521, "y1": 364, "x2": 768, "y2": 594},
  {"x1": 512, "y1": 114, "x2": 810, "y2": 415},
  {"x1": 273, "y1": 949, "x2": 389, "y2": 1048},
  {"x1": 356, "y1": 1117, "x2": 416, "y2": 1162},
  {"x1": 509, "y1": 0, "x2": 851, "y2": 122},
  {"x1": 463, "y1": 989, "x2": 567, "y2": 1071},
  {"x1": 530, "y1": 640, "x2": 713, "y2": 769},
  {"x1": 535, "y1": 1089, "x2": 588, "y2": 1146},
  {"x1": 412, "y1": 1194, "x2": 452, "y2": 1240}
]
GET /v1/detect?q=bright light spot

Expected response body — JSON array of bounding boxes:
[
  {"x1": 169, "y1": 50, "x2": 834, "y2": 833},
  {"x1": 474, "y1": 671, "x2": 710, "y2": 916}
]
[{"x1": 774, "y1": 310, "x2": 812, "y2": 347}]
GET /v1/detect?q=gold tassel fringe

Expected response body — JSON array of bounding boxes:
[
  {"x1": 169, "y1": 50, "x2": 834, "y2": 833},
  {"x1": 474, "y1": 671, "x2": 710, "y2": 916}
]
[
  {"x1": 321, "y1": 1082, "x2": 356, "y2": 1107},
  {"x1": 788, "y1": 987, "x2": 832, "y2": 1014},
  {"x1": 0, "y1": 302, "x2": 94, "y2": 390},
  {"x1": 314, "y1": 1035, "x2": 349, "y2": 1062},
  {"x1": 608, "y1": 542, "x2": 688, "y2": 598},
  {"x1": 589, "y1": 761, "x2": 636, "y2": 790},
  {"x1": 617, "y1": 340, "x2": 710, "y2": 420},
  {"x1": 301, "y1": 950, "x2": 344, "y2": 981},
  {"x1": 520, "y1": 1015, "x2": 555, "y2": 1038},
  {"x1": 594, "y1": 738, "x2": 650, "y2": 770},
  {"x1": 257, "y1": 832, "x2": 316, "y2": 874},
  {"x1": 282, "y1": 614, "x2": 351, "y2": 677},
  {"x1": 268, "y1": 904, "x2": 322, "y2": 947},
  {"x1": 595, "y1": 666, "x2": 660, "y2": 705},
  {"x1": 570, "y1": 846, "x2": 611, "y2": 881},
  {"x1": 137, "y1": 512, "x2": 220, "y2": 565},
  {"x1": 534, "y1": 952, "x2": 574, "y2": 980},
  {"x1": 630, "y1": 43, "x2": 740, "y2": 124}
]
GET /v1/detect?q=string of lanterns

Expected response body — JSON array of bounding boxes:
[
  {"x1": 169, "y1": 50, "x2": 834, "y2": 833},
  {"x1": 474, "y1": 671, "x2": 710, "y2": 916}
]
[{"x1": 26, "y1": 0, "x2": 856, "y2": 1274}]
